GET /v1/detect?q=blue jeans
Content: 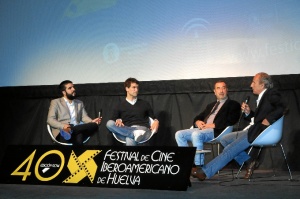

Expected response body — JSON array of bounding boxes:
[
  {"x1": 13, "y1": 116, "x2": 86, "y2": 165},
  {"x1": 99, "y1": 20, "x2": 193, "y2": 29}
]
[
  {"x1": 175, "y1": 128, "x2": 214, "y2": 166},
  {"x1": 202, "y1": 130, "x2": 251, "y2": 178},
  {"x1": 106, "y1": 120, "x2": 151, "y2": 146}
]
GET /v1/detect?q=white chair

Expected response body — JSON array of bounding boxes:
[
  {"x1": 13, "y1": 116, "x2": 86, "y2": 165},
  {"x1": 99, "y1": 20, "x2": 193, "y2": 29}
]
[
  {"x1": 47, "y1": 124, "x2": 90, "y2": 146},
  {"x1": 236, "y1": 116, "x2": 293, "y2": 180},
  {"x1": 112, "y1": 117, "x2": 157, "y2": 144}
]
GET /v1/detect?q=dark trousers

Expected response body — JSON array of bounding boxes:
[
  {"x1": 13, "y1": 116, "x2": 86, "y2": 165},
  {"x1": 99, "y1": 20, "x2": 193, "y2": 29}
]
[{"x1": 59, "y1": 123, "x2": 98, "y2": 145}]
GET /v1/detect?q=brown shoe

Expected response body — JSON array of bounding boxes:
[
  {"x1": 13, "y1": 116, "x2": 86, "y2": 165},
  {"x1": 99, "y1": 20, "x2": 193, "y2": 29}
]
[
  {"x1": 244, "y1": 160, "x2": 259, "y2": 179},
  {"x1": 191, "y1": 167, "x2": 198, "y2": 178},
  {"x1": 191, "y1": 167, "x2": 206, "y2": 181}
]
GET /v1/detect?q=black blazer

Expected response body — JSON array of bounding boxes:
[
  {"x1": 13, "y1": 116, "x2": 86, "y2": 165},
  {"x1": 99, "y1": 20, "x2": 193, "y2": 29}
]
[
  {"x1": 246, "y1": 88, "x2": 286, "y2": 143},
  {"x1": 193, "y1": 98, "x2": 241, "y2": 137}
]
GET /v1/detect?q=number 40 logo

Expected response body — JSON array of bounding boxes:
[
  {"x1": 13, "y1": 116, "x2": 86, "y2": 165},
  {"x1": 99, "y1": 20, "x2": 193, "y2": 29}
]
[
  {"x1": 11, "y1": 150, "x2": 65, "y2": 181},
  {"x1": 10, "y1": 149, "x2": 101, "y2": 183}
]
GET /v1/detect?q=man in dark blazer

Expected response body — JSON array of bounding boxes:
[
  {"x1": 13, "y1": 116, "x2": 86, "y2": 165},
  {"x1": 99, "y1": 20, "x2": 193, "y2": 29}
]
[
  {"x1": 175, "y1": 80, "x2": 240, "y2": 171},
  {"x1": 193, "y1": 72, "x2": 286, "y2": 181},
  {"x1": 47, "y1": 80, "x2": 101, "y2": 145}
]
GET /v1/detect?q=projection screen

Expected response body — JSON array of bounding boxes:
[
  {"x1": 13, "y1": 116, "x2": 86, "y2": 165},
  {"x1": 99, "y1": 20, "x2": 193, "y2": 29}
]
[{"x1": 0, "y1": 0, "x2": 299, "y2": 87}]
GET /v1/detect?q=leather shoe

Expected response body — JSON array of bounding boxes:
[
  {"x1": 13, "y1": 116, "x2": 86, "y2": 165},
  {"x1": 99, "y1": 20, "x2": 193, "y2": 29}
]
[
  {"x1": 191, "y1": 167, "x2": 198, "y2": 178},
  {"x1": 244, "y1": 160, "x2": 259, "y2": 179},
  {"x1": 191, "y1": 167, "x2": 206, "y2": 181}
]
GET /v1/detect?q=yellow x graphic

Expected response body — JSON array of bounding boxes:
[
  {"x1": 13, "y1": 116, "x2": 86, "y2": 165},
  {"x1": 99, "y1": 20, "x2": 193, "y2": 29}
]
[{"x1": 63, "y1": 150, "x2": 101, "y2": 183}]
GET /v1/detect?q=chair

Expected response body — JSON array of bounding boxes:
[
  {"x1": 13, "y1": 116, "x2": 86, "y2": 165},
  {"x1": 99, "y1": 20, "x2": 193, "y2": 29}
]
[
  {"x1": 190, "y1": 125, "x2": 234, "y2": 157},
  {"x1": 47, "y1": 124, "x2": 90, "y2": 146},
  {"x1": 112, "y1": 117, "x2": 157, "y2": 144},
  {"x1": 235, "y1": 116, "x2": 293, "y2": 180},
  {"x1": 208, "y1": 126, "x2": 234, "y2": 157},
  {"x1": 191, "y1": 125, "x2": 233, "y2": 172}
]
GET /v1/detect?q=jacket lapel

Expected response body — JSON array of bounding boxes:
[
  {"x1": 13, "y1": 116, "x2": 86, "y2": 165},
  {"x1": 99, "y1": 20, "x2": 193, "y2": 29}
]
[
  {"x1": 60, "y1": 97, "x2": 72, "y2": 118},
  {"x1": 74, "y1": 100, "x2": 79, "y2": 123}
]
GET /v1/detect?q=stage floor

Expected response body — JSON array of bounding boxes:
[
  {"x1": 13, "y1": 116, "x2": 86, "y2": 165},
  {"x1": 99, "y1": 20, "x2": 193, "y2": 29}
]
[{"x1": 1, "y1": 169, "x2": 299, "y2": 199}]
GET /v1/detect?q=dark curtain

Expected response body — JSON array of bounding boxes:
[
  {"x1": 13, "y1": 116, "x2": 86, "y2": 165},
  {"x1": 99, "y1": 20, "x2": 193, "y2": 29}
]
[{"x1": 1, "y1": 74, "x2": 300, "y2": 171}]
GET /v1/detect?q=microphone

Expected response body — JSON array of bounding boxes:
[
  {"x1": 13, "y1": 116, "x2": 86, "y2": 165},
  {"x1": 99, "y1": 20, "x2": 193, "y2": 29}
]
[
  {"x1": 98, "y1": 109, "x2": 102, "y2": 118},
  {"x1": 236, "y1": 96, "x2": 250, "y2": 131},
  {"x1": 242, "y1": 96, "x2": 250, "y2": 113},
  {"x1": 98, "y1": 109, "x2": 102, "y2": 125}
]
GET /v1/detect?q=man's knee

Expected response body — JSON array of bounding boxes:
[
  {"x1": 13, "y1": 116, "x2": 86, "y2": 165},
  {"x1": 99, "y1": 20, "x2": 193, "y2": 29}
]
[
  {"x1": 191, "y1": 131, "x2": 202, "y2": 140},
  {"x1": 175, "y1": 131, "x2": 183, "y2": 141},
  {"x1": 72, "y1": 122, "x2": 98, "y2": 134},
  {"x1": 88, "y1": 122, "x2": 98, "y2": 131},
  {"x1": 106, "y1": 120, "x2": 115, "y2": 129},
  {"x1": 220, "y1": 134, "x2": 231, "y2": 146}
]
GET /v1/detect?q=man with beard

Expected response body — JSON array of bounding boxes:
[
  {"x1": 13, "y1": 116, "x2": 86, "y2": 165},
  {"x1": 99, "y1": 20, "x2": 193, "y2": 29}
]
[{"x1": 47, "y1": 80, "x2": 101, "y2": 145}]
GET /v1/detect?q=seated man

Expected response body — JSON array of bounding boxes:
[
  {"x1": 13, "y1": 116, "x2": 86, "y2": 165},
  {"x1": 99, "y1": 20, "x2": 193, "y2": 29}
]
[
  {"x1": 193, "y1": 72, "x2": 286, "y2": 181},
  {"x1": 47, "y1": 80, "x2": 101, "y2": 145},
  {"x1": 106, "y1": 77, "x2": 159, "y2": 146},
  {"x1": 175, "y1": 80, "x2": 240, "y2": 172}
]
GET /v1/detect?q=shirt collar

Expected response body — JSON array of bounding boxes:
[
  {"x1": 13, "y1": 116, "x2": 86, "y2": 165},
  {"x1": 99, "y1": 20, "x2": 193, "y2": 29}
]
[
  {"x1": 126, "y1": 97, "x2": 137, "y2": 105},
  {"x1": 257, "y1": 88, "x2": 267, "y2": 106},
  {"x1": 219, "y1": 96, "x2": 228, "y2": 103},
  {"x1": 63, "y1": 97, "x2": 74, "y2": 105},
  {"x1": 257, "y1": 88, "x2": 267, "y2": 101}
]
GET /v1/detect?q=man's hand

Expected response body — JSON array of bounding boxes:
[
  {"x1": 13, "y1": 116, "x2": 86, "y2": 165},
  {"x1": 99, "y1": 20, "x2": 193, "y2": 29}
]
[
  {"x1": 115, "y1": 119, "x2": 124, "y2": 127},
  {"x1": 92, "y1": 117, "x2": 101, "y2": 125},
  {"x1": 195, "y1": 120, "x2": 205, "y2": 129},
  {"x1": 241, "y1": 102, "x2": 251, "y2": 115},
  {"x1": 262, "y1": 119, "x2": 270, "y2": 126},
  {"x1": 63, "y1": 124, "x2": 72, "y2": 133},
  {"x1": 202, "y1": 123, "x2": 215, "y2": 129},
  {"x1": 195, "y1": 120, "x2": 215, "y2": 129},
  {"x1": 151, "y1": 120, "x2": 159, "y2": 133}
]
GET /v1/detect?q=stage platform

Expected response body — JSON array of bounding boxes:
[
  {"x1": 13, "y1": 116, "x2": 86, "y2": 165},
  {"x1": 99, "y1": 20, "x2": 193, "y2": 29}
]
[{"x1": 1, "y1": 169, "x2": 299, "y2": 199}]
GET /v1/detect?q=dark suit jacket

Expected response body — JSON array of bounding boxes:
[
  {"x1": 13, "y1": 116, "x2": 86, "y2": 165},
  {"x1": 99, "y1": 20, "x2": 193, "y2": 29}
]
[
  {"x1": 246, "y1": 88, "x2": 286, "y2": 143},
  {"x1": 193, "y1": 98, "x2": 241, "y2": 137}
]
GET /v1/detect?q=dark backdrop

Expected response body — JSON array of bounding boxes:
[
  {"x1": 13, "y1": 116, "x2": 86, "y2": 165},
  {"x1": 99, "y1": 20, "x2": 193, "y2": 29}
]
[{"x1": 1, "y1": 74, "x2": 299, "y2": 171}]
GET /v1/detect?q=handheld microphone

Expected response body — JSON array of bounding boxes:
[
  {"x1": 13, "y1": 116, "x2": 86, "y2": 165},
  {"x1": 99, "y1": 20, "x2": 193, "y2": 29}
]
[
  {"x1": 98, "y1": 109, "x2": 102, "y2": 125},
  {"x1": 244, "y1": 96, "x2": 250, "y2": 106},
  {"x1": 236, "y1": 96, "x2": 250, "y2": 131},
  {"x1": 98, "y1": 109, "x2": 102, "y2": 118},
  {"x1": 242, "y1": 96, "x2": 250, "y2": 113}
]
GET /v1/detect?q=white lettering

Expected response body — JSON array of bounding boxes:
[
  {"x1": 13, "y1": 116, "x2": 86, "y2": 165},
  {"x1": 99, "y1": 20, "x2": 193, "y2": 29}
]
[
  {"x1": 104, "y1": 149, "x2": 140, "y2": 161},
  {"x1": 151, "y1": 150, "x2": 175, "y2": 162},
  {"x1": 100, "y1": 162, "x2": 180, "y2": 175},
  {"x1": 106, "y1": 173, "x2": 140, "y2": 185},
  {"x1": 40, "y1": 163, "x2": 60, "y2": 168}
]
